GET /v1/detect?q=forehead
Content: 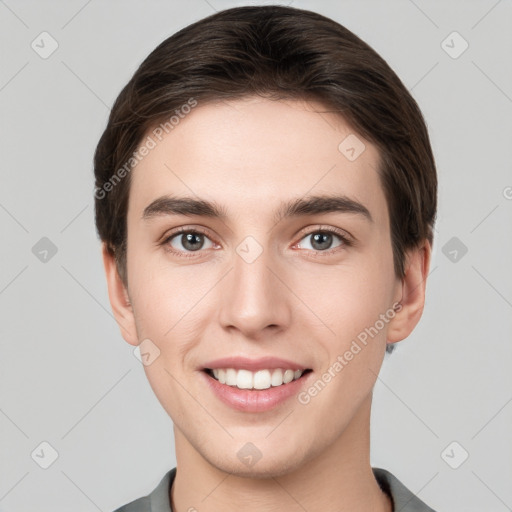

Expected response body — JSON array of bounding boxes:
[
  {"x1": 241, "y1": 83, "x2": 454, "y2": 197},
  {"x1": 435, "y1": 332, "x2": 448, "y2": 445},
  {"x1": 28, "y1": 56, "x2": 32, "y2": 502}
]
[{"x1": 128, "y1": 96, "x2": 387, "y2": 226}]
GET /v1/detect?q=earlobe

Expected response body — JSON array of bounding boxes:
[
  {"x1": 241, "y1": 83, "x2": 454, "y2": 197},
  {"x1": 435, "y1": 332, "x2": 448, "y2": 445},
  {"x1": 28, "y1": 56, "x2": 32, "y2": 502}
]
[
  {"x1": 386, "y1": 240, "x2": 432, "y2": 345},
  {"x1": 101, "y1": 243, "x2": 139, "y2": 346}
]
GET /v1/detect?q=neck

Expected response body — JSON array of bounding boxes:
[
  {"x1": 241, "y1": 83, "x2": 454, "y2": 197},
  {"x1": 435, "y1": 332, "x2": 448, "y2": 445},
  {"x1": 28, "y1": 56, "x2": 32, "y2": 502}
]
[{"x1": 170, "y1": 393, "x2": 392, "y2": 512}]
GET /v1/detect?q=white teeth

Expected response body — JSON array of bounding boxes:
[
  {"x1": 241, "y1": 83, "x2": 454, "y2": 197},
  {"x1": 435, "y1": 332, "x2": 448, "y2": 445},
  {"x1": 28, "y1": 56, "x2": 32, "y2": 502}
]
[
  {"x1": 225, "y1": 368, "x2": 237, "y2": 386},
  {"x1": 237, "y1": 369, "x2": 253, "y2": 389},
  {"x1": 271, "y1": 368, "x2": 283, "y2": 387},
  {"x1": 283, "y1": 369, "x2": 294, "y2": 384},
  {"x1": 209, "y1": 368, "x2": 305, "y2": 389},
  {"x1": 254, "y1": 370, "x2": 272, "y2": 390}
]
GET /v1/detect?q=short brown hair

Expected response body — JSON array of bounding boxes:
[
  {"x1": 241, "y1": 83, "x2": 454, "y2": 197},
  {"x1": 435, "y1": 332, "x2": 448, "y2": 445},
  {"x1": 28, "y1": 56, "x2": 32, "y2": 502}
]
[{"x1": 94, "y1": 5, "x2": 437, "y2": 289}]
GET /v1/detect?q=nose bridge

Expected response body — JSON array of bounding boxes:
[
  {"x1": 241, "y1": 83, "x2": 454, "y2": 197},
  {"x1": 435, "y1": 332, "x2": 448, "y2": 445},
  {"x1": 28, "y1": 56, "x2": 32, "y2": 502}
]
[{"x1": 218, "y1": 235, "x2": 290, "y2": 336}]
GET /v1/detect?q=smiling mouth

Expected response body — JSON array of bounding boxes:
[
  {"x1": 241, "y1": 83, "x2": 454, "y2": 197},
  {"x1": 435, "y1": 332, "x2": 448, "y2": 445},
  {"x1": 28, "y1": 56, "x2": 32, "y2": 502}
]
[{"x1": 204, "y1": 368, "x2": 313, "y2": 390}]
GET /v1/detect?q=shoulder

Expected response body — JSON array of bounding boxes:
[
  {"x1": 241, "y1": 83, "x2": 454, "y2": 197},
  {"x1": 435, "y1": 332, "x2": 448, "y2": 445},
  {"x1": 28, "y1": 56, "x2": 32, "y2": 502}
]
[
  {"x1": 111, "y1": 468, "x2": 176, "y2": 512},
  {"x1": 111, "y1": 495, "x2": 148, "y2": 512},
  {"x1": 372, "y1": 467, "x2": 438, "y2": 512},
  {"x1": 111, "y1": 466, "x2": 437, "y2": 512}
]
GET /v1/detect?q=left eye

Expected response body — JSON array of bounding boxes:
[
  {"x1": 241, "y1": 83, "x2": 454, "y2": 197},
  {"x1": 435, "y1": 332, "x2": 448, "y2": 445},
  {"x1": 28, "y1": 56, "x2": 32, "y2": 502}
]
[{"x1": 296, "y1": 230, "x2": 346, "y2": 252}]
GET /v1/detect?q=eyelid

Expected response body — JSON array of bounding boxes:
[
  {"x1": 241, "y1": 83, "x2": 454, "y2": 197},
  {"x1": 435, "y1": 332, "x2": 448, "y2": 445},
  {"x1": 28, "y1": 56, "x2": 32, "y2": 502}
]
[
  {"x1": 295, "y1": 224, "x2": 354, "y2": 244},
  {"x1": 164, "y1": 225, "x2": 212, "y2": 239}
]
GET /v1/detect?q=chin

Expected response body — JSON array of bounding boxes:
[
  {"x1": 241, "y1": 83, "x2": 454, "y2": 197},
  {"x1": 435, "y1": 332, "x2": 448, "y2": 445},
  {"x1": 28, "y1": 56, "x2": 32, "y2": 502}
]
[{"x1": 205, "y1": 447, "x2": 308, "y2": 479}]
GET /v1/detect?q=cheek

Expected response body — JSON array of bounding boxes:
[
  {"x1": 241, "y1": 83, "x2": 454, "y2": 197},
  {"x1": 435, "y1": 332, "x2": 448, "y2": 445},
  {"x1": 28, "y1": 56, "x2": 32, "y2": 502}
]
[
  {"x1": 127, "y1": 246, "x2": 188, "y2": 327},
  {"x1": 127, "y1": 251, "x2": 214, "y2": 361},
  {"x1": 297, "y1": 256, "x2": 394, "y2": 343},
  {"x1": 301, "y1": 266, "x2": 393, "y2": 413}
]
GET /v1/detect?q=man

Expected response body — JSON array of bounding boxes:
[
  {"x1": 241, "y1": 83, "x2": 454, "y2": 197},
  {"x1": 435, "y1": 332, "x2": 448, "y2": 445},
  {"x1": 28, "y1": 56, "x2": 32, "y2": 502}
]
[{"x1": 94, "y1": 5, "x2": 438, "y2": 511}]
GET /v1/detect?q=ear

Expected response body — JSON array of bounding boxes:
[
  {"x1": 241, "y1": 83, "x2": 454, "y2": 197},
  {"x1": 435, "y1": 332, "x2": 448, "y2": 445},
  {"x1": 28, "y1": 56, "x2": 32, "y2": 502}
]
[
  {"x1": 386, "y1": 240, "x2": 432, "y2": 345},
  {"x1": 102, "y1": 243, "x2": 139, "y2": 346}
]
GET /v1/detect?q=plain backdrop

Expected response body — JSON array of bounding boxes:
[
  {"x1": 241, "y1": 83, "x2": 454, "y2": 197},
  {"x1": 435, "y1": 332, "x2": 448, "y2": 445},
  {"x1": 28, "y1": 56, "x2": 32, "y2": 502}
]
[{"x1": 1, "y1": 1, "x2": 511, "y2": 511}]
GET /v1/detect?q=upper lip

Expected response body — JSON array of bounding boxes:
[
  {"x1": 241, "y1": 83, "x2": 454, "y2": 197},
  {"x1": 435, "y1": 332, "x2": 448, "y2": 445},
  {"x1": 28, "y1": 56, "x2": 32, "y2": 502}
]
[{"x1": 202, "y1": 356, "x2": 309, "y2": 372}]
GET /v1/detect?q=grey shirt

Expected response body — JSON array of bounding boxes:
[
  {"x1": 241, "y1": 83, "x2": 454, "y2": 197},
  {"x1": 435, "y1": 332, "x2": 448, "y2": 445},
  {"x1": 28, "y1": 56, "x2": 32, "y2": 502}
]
[{"x1": 112, "y1": 467, "x2": 437, "y2": 512}]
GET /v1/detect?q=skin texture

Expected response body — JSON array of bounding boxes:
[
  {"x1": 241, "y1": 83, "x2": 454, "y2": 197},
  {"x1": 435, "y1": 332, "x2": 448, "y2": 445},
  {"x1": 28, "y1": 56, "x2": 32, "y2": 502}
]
[{"x1": 103, "y1": 96, "x2": 431, "y2": 512}]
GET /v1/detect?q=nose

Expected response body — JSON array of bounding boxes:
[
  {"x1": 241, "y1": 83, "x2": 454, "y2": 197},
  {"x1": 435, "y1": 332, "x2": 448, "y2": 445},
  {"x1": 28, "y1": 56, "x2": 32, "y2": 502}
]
[{"x1": 217, "y1": 242, "x2": 292, "y2": 339}]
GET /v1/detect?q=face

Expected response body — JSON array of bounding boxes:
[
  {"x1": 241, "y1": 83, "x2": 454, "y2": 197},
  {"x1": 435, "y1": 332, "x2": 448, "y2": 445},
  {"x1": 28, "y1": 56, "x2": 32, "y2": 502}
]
[{"x1": 116, "y1": 96, "x2": 407, "y2": 476}]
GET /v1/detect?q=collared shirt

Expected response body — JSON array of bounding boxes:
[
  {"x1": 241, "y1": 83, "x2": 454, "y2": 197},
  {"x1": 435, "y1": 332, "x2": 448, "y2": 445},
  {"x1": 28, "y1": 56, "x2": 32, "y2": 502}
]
[{"x1": 112, "y1": 467, "x2": 437, "y2": 512}]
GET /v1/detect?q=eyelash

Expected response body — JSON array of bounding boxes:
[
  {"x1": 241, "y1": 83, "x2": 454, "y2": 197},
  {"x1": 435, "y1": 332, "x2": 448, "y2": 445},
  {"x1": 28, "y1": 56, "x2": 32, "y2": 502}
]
[{"x1": 161, "y1": 226, "x2": 353, "y2": 259}]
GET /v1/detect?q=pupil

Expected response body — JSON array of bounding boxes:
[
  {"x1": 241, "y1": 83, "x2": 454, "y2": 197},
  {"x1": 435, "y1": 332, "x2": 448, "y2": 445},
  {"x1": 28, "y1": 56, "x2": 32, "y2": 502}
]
[
  {"x1": 312, "y1": 233, "x2": 331, "y2": 250},
  {"x1": 184, "y1": 233, "x2": 203, "y2": 251}
]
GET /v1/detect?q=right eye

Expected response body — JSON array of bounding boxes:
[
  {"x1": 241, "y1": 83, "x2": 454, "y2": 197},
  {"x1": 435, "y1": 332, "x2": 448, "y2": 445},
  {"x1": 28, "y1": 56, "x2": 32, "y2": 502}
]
[{"x1": 162, "y1": 228, "x2": 217, "y2": 257}]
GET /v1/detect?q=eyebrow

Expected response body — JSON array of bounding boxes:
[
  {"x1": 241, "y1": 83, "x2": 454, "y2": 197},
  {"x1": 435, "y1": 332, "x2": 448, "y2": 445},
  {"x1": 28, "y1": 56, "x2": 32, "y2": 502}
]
[{"x1": 142, "y1": 194, "x2": 373, "y2": 224}]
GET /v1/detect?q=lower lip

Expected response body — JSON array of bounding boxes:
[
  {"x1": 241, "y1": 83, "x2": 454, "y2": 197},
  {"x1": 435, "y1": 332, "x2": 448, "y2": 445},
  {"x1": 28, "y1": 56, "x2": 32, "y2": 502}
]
[{"x1": 201, "y1": 371, "x2": 312, "y2": 412}]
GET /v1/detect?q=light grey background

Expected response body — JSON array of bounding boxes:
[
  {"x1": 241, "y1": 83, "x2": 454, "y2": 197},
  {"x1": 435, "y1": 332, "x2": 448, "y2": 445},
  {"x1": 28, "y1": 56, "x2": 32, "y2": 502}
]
[{"x1": 1, "y1": 0, "x2": 511, "y2": 511}]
